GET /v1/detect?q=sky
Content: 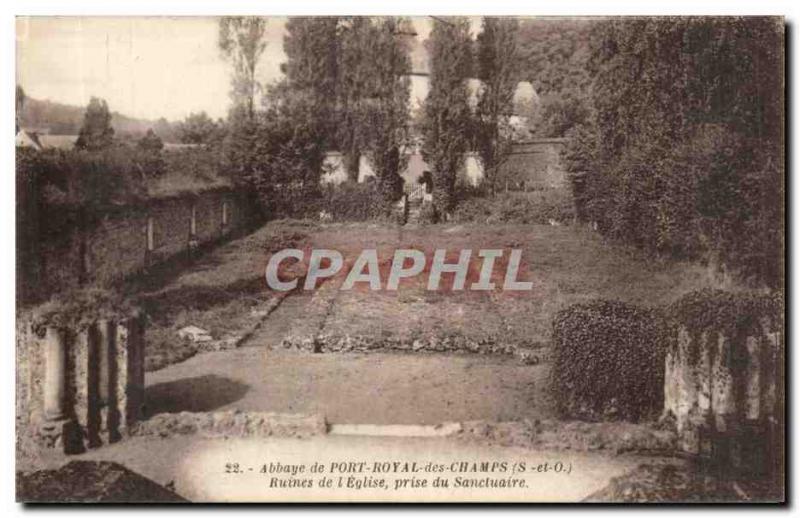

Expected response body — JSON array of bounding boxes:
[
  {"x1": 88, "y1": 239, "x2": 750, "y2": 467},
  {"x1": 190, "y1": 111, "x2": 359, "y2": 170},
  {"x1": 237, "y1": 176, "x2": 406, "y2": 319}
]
[{"x1": 15, "y1": 16, "x2": 482, "y2": 122}]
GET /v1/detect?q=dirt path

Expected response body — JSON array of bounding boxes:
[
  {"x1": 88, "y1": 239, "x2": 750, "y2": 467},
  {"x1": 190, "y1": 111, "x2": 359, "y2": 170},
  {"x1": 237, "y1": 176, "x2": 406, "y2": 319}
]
[{"x1": 144, "y1": 346, "x2": 555, "y2": 424}]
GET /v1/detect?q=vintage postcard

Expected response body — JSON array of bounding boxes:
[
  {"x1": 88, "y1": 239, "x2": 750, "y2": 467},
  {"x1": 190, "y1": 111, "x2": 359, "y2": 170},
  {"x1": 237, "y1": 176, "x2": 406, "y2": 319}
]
[{"x1": 15, "y1": 15, "x2": 784, "y2": 503}]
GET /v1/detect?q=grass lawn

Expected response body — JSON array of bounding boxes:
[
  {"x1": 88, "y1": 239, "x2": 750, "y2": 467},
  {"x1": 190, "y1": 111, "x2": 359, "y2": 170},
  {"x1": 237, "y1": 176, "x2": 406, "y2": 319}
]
[
  {"x1": 278, "y1": 220, "x2": 720, "y2": 352},
  {"x1": 137, "y1": 218, "x2": 721, "y2": 370},
  {"x1": 135, "y1": 220, "x2": 313, "y2": 370}
]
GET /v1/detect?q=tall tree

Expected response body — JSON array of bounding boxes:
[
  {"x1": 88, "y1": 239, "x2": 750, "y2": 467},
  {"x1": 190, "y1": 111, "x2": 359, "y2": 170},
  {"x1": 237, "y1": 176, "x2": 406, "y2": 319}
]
[
  {"x1": 218, "y1": 17, "x2": 268, "y2": 121},
  {"x1": 474, "y1": 17, "x2": 520, "y2": 194},
  {"x1": 282, "y1": 17, "x2": 339, "y2": 150},
  {"x1": 75, "y1": 97, "x2": 114, "y2": 151},
  {"x1": 16, "y1": 85, "x2": 25, "y2": 133},
  {"x1": 572, "y1": 17, "x2": 783, "y2": 287},
  {"x1": 420, "y1": 17, "x2": 473, "y2": 220},
  {"x1": 362, "y1": 17, "x2": 412, "y2": 203},
  {"x1": 336, "y1": 17, "x2": 378, "y2": 181}
]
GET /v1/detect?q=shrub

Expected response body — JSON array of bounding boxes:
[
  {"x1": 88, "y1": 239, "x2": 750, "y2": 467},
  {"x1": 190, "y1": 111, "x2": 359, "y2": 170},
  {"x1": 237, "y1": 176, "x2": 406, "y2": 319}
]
[
  {"x1": 551, "y1": 300, "x2": 671, "y2": 421},
  {"x1": 319, "y1": 181, "x2": 394, "y2": 222},
  {"x1": 418, "y1": 201, "x2": 438, "y2": 224},
  {"x1": 452, "y1": 189, "x2": 575, "y2": 224}
]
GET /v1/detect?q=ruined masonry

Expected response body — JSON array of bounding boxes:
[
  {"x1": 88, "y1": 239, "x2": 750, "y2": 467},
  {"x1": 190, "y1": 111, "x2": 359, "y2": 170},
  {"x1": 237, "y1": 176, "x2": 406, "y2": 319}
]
[
  {"x1": 17, "y1": 314, "x2": 145, "y2": 454},
  {"x1": 664, "y1": 319, "x2": 782, "y2": 475}
]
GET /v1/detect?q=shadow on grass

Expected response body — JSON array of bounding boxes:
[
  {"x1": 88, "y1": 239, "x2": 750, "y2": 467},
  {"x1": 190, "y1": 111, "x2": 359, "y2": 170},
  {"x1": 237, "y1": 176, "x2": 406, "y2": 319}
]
[
  {"x1": 143, "y1": 374, "x2": 250, "y2": 416},
  {"x1": 137, "y1": 276, "x2": 266, "y2": 318}
]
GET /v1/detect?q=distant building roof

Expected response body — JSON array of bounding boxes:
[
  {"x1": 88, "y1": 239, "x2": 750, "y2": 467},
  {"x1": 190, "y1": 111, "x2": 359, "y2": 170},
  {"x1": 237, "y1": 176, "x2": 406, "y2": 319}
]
[
  {"x1": 162, "y1": 142, "x2": 200, "y2": 152},
  {"x1": 38, "y1": 134, "x2": 78, "y2": 150},
  {"x1": 15, "y1": 130, "x2": 43, "y2": 150}
]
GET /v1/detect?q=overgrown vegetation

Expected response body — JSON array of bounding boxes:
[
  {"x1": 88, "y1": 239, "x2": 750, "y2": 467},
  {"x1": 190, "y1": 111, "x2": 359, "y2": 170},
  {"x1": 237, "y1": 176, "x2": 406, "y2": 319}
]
[
  {"x1": 567, "y1": 17, "x2": 783, "y2": 288},
  {"x1": 551, "y1": 300, "x2": 671, "y2": 422},
  {"x1": 668, "y1": 289, "x2": 784, "y2": 362},
  {"x1": 16, "y1": 144, "x2": 230, "y2": 212},
  {"x1": 550, "y1": 288, "x2": 784, "y2": 423},
  {"x1": 27, "y1": 287, "x2": 138, "y2": 331},
  {"x1": 517, "y1": 18, "x2": 594, "y2": 137},
  {"x1": 473, "y1": 18, "x2": 520, "y2": 194},
  {"x1": 452, "y1": 189, "x2": 575, "y2": 225},
  {"x1": 420, "y1": 17, "x2": 474, "y2": 221}
]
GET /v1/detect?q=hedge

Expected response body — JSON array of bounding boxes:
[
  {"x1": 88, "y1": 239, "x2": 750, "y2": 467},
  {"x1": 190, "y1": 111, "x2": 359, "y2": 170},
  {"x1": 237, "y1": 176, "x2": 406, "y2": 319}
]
[{"x1": 550, "y1": 300, "x2": 671, "y2": 421}]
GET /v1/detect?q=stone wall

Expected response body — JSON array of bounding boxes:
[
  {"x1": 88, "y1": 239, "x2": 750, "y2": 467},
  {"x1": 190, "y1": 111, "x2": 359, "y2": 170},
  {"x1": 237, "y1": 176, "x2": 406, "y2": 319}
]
[
  {"x1": 16, "y1": 314, "x2": 145, "y2": 454},
  {"x1": 663, "y1": 317, "x2": 783, "y2": 477},
  {"x1": 320, "y1": 138, "x2": 568, "y2": 190},
  {"x1": 19, "y1": 188, "x2": 251, "y2": 305},
  {"x1": 498, "y1": 139, "x2": 568, "y2": 190}
]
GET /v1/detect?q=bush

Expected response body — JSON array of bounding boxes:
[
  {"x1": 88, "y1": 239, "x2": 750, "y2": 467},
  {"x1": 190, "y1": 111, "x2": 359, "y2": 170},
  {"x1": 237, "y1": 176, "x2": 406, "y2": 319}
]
[
  {"x1": 319, "y1": 181, "x2": 394, "y2": 222},
  {"x1": 551, "y1": 300, "x2": 671, "y2": 421},
  {"x1": 452, "y1": 189, "x2": 575, "y2": 224}
]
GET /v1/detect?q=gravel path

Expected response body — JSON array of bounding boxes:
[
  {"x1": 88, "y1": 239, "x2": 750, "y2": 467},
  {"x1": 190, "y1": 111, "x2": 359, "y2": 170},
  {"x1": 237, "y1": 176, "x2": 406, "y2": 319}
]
[{"x1": 144, "y1": 346, "x2": 555, "y2": 425}]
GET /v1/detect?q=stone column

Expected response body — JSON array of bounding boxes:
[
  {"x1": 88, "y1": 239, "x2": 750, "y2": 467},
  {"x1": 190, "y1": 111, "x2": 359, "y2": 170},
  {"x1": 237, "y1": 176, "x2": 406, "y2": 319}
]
[{"x1": 42, "y1": 326, "x2": 66, "y2": 421}]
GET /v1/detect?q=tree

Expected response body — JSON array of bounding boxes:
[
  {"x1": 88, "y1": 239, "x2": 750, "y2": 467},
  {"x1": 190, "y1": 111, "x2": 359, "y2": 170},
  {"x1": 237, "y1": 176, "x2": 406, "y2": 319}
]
[
  {"x1": 336, "y1": 17, "x2": 376, "y2": 181},
  {"x1": 227, "y1": 80, "x2": 328, "y2": 217},
  {"x1": 517, "y1": 18, "x2": 594, "y2": 137},
  {"x1": 75, "y1": 97, "x2": 114, "y2": 151},
  {"x1": 420, "y1": 17, "x2": 473, "y2": 220},
  {"x1": 474, "y1": 17, "x2": 520, "y2": 194},
  {"x1": 361, "y1": 17, "x2": 412, "y2": 203},
  {"x1": 571, "y1": 17, "x2": 783, "y2": 287},
  {"x1": 137, "y1": 128, "x2": 164, "y2": 153},
  {"x1": 16, "y1": 85, "x2": 25, "y2": 133},
  {"x1": 282, "y1": 17, "x2": 339, "y2": 149},
  {"x1": 218, "y1": 17, "x2": 268, "y2": 121},
  {"x1": 178, "y1": 111, "x2": 221, "y2": 145}
]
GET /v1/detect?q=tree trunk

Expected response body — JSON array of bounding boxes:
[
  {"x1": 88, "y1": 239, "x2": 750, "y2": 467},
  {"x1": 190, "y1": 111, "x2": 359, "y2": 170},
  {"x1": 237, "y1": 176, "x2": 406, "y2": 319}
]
[{"x1": 344, "y1": 150, "x2": 360, "y2": 182}]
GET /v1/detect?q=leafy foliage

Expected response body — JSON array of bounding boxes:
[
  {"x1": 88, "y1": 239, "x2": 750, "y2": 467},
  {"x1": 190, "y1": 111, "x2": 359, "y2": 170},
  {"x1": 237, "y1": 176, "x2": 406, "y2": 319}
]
[
  {"x1": 517, "y1": 18, "x2": 594, "y2": 137},
  {"x1": 360, "y1": 18, "x2": 412, "y2": 204},
  {"x1": 551, "y1": 300, "x2": 671, "y2": 422},
  {"x1": 420, "y1": 17, "x2": 473, "y2": 220},
  {"x1": 177, "y1": 111, "x2": 225, "y2": 146},
  {"x1": 137, "y1": 129, "x2": 164, "y2": 153},
  {"x1": 17, "y1": 147, "x2": 147, "y2": 212},
  {"x1": 30, "y1": 287, "x2": 138, "y2": 331},
  {"x1": 75, "y1": 97, "x2": 114, "y2": 151},
  {"x1": 569, "y1": 17, "x2": 783, "y2": 288},
  {"x1": 218, "y1": 17, "x2": 268, "y2": 119},
  {"x1": 320, "y1": 180, "x2": 392, "y2": 221},
  {"x1": 668, "y1": 289, "x2": 783, "y2": 360},
  {"x1": 452, "y1": 189, "x2": 575, "y2": 225},
  {"x1": 225, "y1": 82, "x2": 327, "y2": 218},
  {"x1": 474, "y1": 17, "x2": 520, "y2": 193}
]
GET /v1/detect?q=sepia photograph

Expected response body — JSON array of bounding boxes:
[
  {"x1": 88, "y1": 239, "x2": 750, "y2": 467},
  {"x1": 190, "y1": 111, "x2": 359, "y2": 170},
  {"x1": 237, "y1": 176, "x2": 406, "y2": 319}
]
[{"x1": 13, "y1": 11, "x2": 785, "y2": 504}]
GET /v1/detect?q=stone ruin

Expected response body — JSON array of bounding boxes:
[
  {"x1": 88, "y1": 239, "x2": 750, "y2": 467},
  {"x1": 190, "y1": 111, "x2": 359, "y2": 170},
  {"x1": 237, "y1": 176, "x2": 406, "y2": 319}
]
[
  {"x1": 663, "y1": 317, "x2": 783, "y2": 478},
  {"x1": 16, "y1": 313, "x2": 145, "y2": 454}
]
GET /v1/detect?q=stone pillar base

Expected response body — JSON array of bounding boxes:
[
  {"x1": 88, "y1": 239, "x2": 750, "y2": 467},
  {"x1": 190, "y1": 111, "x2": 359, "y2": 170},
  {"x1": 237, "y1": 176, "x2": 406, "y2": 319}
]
[{"x1": 38, "y1": 419, "x2": 84, "y2": 454}]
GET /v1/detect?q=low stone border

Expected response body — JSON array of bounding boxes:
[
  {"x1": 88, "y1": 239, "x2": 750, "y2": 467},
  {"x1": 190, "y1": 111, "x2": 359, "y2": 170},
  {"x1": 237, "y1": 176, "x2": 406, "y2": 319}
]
[
  {"x1": 456, "y1": 419, "x2": 677, "y2": 454},
  {"x1": 278, "y1": 333, "x2": 544, "y2": 364},
  {"x1": 131, "y1": 410, "x2": 327, "y2": 439},
  {"x1": 329, "y1": 422, "x2": 462, "y2": 437}
]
